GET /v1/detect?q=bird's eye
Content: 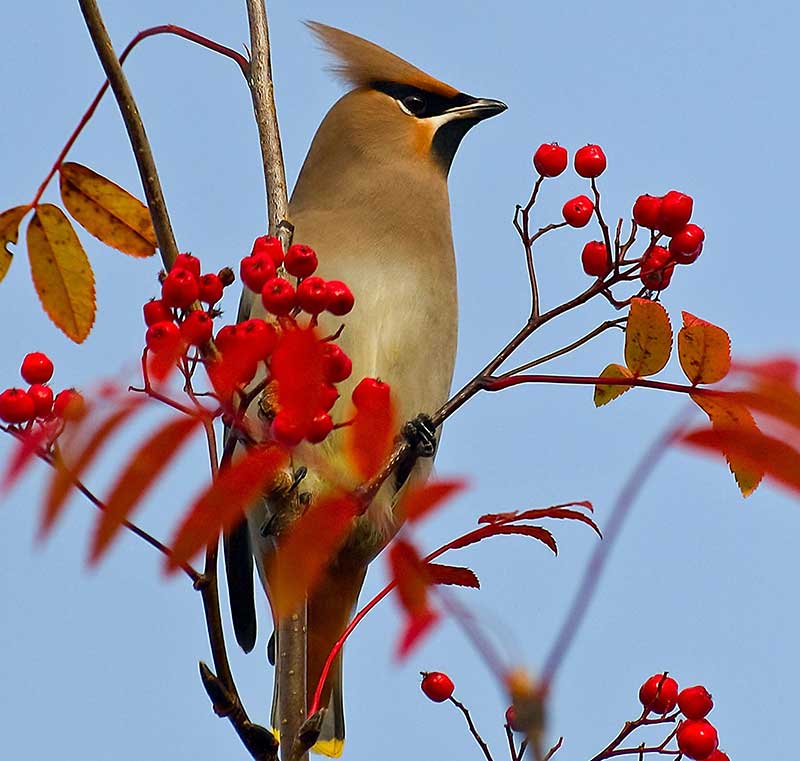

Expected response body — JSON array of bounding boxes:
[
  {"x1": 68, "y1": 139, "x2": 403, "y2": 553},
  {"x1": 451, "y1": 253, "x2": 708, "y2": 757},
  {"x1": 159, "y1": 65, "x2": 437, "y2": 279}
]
[{"x1": 401, "y1": 93, "x2": 427, "y2": 116}]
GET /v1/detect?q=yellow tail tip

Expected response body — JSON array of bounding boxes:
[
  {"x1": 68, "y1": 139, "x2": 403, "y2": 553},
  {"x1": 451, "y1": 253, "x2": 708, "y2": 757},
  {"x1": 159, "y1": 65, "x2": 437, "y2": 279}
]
[{"x1": 271, "y1": 729, "x2": 344, "y2": 758}]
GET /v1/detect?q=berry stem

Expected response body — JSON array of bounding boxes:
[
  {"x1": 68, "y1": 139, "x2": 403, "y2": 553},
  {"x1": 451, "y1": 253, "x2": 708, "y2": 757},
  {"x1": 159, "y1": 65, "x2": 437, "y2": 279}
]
[
  {"x1": 448, "y1": 695, "x2": 495, "y2": 761},
  {"x1": 482, "y1": 373, "x2": 708, "y2": 397}
]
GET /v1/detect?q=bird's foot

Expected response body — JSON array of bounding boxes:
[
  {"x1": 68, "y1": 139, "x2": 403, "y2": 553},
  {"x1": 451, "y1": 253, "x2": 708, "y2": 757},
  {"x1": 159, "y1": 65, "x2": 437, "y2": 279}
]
[{"x1": 402, "y1": 414, "x2": 437, "y2": 458}]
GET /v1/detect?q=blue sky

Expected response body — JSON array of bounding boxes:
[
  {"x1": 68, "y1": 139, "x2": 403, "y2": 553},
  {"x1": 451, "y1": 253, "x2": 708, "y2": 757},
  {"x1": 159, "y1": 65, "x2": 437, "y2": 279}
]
[{"x1": 2, "y1": 1, "x2": 799, "y2": 759}]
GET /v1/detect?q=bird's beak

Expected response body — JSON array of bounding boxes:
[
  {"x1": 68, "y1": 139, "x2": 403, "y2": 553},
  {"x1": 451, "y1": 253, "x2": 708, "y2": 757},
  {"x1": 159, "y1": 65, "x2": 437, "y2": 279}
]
[{"x1": 445, "y1": 96, "x2": 508, "y2": 122}]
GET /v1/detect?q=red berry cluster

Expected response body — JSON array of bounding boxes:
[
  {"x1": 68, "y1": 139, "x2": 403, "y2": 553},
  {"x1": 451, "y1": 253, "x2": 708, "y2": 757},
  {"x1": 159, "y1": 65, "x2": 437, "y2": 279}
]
[
  {"x1": 638, "y1": 674, "x2": 728, "y2": 759},
  {"x1": 0, "y1": 352, "x2": 83, "y2": 426},
  {"x1": 420, "y1": 671, "x2": 455, "y2": 703}
]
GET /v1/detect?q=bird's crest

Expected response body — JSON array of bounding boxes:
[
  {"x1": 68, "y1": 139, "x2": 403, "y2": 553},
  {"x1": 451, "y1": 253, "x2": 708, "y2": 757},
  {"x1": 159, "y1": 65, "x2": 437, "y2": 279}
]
[{"x1": 306, "y1": 21, "x2": 459, "y2": 98}]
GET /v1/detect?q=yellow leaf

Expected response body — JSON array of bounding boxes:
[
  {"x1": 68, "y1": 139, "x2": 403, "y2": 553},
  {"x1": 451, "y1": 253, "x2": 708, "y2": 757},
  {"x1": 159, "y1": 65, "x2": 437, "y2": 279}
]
[
  {"x1": 27, "y1": 204, "x2": 96, "y2": 343},
  {"x1": 624, "y1": 297, "x2": 673, "y2": 377},
  {"x1": 692, "y1": 391, "x2": 764, "y2": 496},
  {"x1": 594, "y1": 363, "x2": 634, "y2": 407},
  {"x1": 0, "y1": 205, "x2": 31, "y2": 284},
  {"x1": 678, "y1": 311, "x2": 731, "y2": 385},
  {"x1": 59, "y1": 162, "x2": 156, "y2": 257}
]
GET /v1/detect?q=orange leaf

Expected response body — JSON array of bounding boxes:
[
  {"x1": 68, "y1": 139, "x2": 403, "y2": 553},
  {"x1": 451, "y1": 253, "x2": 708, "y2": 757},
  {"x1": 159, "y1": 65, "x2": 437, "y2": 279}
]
[
  {"x1": 389, "y1": 538, "x2": 438, "y2": 657},
  {"x1": 397, "y1": 478, "x2": 467, "y2": 523},
  {"x1": 271, "y1": 327, "x2": 325, "y2": 430},
  {"x1": 269, "y1": 492, "x2": 361, "y2": 618},
  {"x1": 691, "y1": 391, "x2": 764, "y2": 496},
  {"x1": 427, "y1": 563, "x2": 480, "y2": 589},
  {"x1": 0, "y1": 204, "x2": 30, "y2": 283},
  {"x1": 732, "y1": 356, "x2": 799, "y2": 385},
  {"x1": 594, "y1": 363, "x2": 634, "y2": 407},
  {"x1": 344, "y1": 388, "x2": 397, "y2": 480},
  {"x1": 59, "y1": 163, "x2": 157, "y2": 257},
  {"x1": 682, "y1": 426, "x2": 800, "y2": 496},
  {"x1": 624, "y1": 298, "x2": 672, "y2": 377},
  {"x1": 448, "y1": 524, "x2": 558, "y2": 554},
  {"x1": 167, "y1": 445, "x2": 288, "y2": 573},
  {"x1": 42, "y1": 399, "x2": 142, "y2": 538},
  {"x1": 678, "y1": 311, "x2": 731, "y2": 385},
  {"x1": 90, "y1": 415, "x2": 201, "y2": 563},
  {"x1": 27, "y1": 204, "x2": 96, "y2": 342}
]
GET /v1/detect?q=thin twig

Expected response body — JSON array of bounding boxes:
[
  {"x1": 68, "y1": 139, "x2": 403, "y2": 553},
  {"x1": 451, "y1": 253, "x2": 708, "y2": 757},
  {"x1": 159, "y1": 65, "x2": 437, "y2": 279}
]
[
  {"x1": 505, "y1": 724, "x2": 520, "y2": 761},
  {"x1": 77, "y1": 0, "x2": 180, "y2": 269},
  {"x1": 449, "y1": 696, "x2": 495, "y2": 761},
  {"x1": 542, "y1": 736, "x2": 562, "y2": 761}
]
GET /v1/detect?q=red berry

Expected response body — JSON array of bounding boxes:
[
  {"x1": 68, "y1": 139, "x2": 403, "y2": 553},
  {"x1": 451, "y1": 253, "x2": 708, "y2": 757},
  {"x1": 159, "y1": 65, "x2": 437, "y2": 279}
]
[
  {"x1": 669, "y1": 224, "x2": 705, "y2": 264},
  {"x1": 319, "y1": 383, "x2": 340, "y2": 412},
  {"x1": 632, "y1": 194, "x2": 663, "y2": 229},
  {"x1": 677, "y1": 719, "x2": 718, "y2": 760},
  {"x1": 306, "y1": 411, "x2": 334, "y2": 443},
  {"x1": 146, "y1": 321, "x2": 183, "y2": 354},
  {"x1": 505, "y1": 706, "x2": 523, "y2": 731},
  {"x1": 581, "y1": 240, "x2": 611, "y2": 278},
  {"x1": 215, "y1": 324, "x2": 240, "y2": 353},
  {"x1": 574, "y1": 144, "x2": 607, "y2": 178},
  {"x1": 325, "y1": 280, "x2": 355, "y2": 316},
  {"x1": 161, "y1": 268, "x2": 200, "y2": 309},
  {"x1": 53, "y1": 389, "x2": 85, "y2": 420},
  {"x1": 352, "y1": 377, "x2": 391, "y2": 410},
  {"x1": 639, "y1": 674, "x2": 679, "y2": 714},
  {"x1": 251, "y1": 235, "x2": 285, "y2": 267},
  {"x1": 678, "y1": 685, "x2": 714, "y2": 720},
  {"x1": 562, "y1": 195, "x2": 594, "y2": 227},
  {"x1": 297, "y1": 276, "x2": 330, "y2": 314},
  {"x1": 284, "y1": 244, "x2": 319, "y2": 279},
  {"x1": 27, "y1": 384, "x2": 54, "y2": 417},
  {"x1": 180, "y1": 310, "x2": 214, "y2": 347},
  {"x1": 705, "y1": 751, "x2": 730, "y2": 761},
  {"x1": 143, "y1": 299, "x2": 174, "y2": 326},
  {"x1": 21, "y1": 352, "x2": 54, "y2": 384},
  {"x1": 0, "y1": 388, "x2": 36, "y2": 424},
  {"x1": 240, "y1": 252, "x2": 277, "y2": 293},
  {"x1": 239, "y1": 318, "x2": 278, "y2": 359},
  {"x1": 271, "y1": 410, "x2": 305, "y2": 447},
  {"x1": 198, "y1": 273, "x2": 224, "y2": 305},
  {"x1": 640, "y1": 245, "x2": 675, "y2": 290},
  {"x1": 658, "y1": 190, "x2": 694, "y2": 235},
  {"x1": 261, "y1": 277, "x2": 297, "y2": 316},
  {"x1": 172, "y1": 253, "x2": 201, "y2": 278},
  {"x1": 420, "y1": 672, "x2": 454, "y2": 703},
  {"x1": 322, "y1": 343, "x2": 352, "y2": 383},
  {"x1": 533, "y1": 143, "x2": 568, "y2": 177}
]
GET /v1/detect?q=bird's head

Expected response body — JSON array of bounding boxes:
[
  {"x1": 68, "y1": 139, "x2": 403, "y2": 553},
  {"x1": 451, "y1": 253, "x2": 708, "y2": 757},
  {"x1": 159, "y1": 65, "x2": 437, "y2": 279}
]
[{"x1": 305, "y1": 21, "x2": 506, "y2": 177}]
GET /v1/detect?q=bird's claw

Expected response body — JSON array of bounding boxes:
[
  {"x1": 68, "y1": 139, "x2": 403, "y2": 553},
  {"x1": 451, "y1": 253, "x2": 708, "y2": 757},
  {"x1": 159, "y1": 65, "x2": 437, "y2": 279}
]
[{"x1": 402, "y1": 414, "x2": 437, "y2": 458}]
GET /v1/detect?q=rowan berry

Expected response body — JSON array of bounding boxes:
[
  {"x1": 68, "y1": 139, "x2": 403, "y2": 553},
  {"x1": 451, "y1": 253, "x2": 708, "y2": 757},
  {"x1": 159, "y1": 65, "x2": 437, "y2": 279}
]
[
  {"x1": 562, "y1": 195, "x2": 594, "y2": 227},
  {"x1": 505, "y1": 705, "x2": 523, "y2": 731},
  {"x1": 297, "y1": 276, "x2": 330, "y2": 314},
  {"x1": 704, "y1": 751, "x2": 730, "y2": 761},
  {"x1": 27, "y1": 384, "x2": 54, "y2": 418},
  {"x1": 198, "y1": 273, "x2": 224, "y2": 305},
  {"x1": 640, "y1": 246, "x2": 675, "y2": 291},
  {"x1": 251, "y1": 235, "x2": 285, "y2": 267},
  {"x1": 161, "y1": 268, "x2": 199, "y2": 309},
  {"x1": 306, "y1": 412, "x2": 334, "y2": 443},
  {"x1": 658, "y1": 190, "x2": 693, "y2": 235},
  {"x1": 574, "y1": 144, "x2": 607, "y2": 178},
  {"x1": 21, "y1": 352, "x2": 54, "y2": 384},
  {"x1": 325, "y1": 280, "x2": 355, "y2": 316},
  {"x1": 632, "y1": 194, "x2": 663, "y2": 229},
  {"x1": 533, "y1": 143, "x2": 568, "y2": 177},
  {"x1": 240, "y1": 252, "x2": 277, "y2": 293},
  {"x1": 215, "y1": 324, "x2": 239, "y2": 353},
  {"x1": 143, "y1": 299, "x2": 173, "y2": 327},
  {"x1": 581, "y1": 241, "x2": 611, "y2": 278},
  {"x1": 352, "y1": 377, "x2": 391, "y2": 410},
  {"x1": 677, "y1": 719, "x2": 718, "y2": 760},
  {"x1": 284, "y1": 244, "x2": 319, "y2": 279},
  {"x1": 172, "y1": 253, "x2": 201, "y2": 278},
  {"x1": 669, "y1": 224, "x2": 705, "y2": 264},
  {"x1": 678, "y1": 685, "x2": 714, "y2": 720},
  {"x1": 639, "y1": 674, "x2": 679, "y2": 714},
  {"x1": 420, "y1": 672, "x2": 454, "y2": 703},
  {"x1": 146, "y1": 321, "x2": 183, "y2": 354},
  {"x1": 53, "y1": 389, "x2": 85, "y2": 420},
  {"x1": 180, "y1": 310, "x2": 214, "y2": 347},
  {"x1": 319, "y1": 383, "x2": 340, "y2": 412},
  {"x1": 322, "y1": 343, "x2": 352, "y2": 383},
  {"x1": 271, "y1": 410, "x2": 305, "y2": 447},
  {"x1": 262, "y1": 277, "x2": 297, "y2": 316},
  {"x1": 0, "y1": 388, "x2": 36, "y2": 424},
  {"x1": 239, "y1": 318, "x2": 278, "y2": 359}
]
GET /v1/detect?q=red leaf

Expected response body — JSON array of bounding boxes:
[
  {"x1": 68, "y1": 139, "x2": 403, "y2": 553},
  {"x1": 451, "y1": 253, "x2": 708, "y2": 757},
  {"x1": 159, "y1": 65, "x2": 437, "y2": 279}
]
[
  {"x1": 479, "y1": 503, "x2": 601, "y2": 537},
  {"x1": 271, "y1": 326, "x2": 325, "y2": 431},
  {"x1": 269, "y1": 492, "x2": 361, "y2": 618},
  {"x1": 344, "y1": 388, "x2": 397, "y2": 480},
  {"x1": 447, "y1": 524, "x2": 558, "y2": 554},
  {"x1": 1, "y1": 422, "x2": 58, "y2": 493},
  {"x1": 389, "y1": 538, "x2": 438, "y2": 658},
  {"x1": 397, "y1": 478, "x2": 467, "y2": 523},
  {"x1": 89, "y1": 415, "x2": 201, "y2": 563},
  {"x1": 427, "y1": 563, "x2": 480, "y2": 589},
  {"x1": 167, "y1": 444, "x2": 288, "y2": 573},
  {"x1": 396, "y1": 608, "x2": 438, "y2": 659},
  {"x1": 726, "y1": 383, "x2": 800, "y2": 431},
  {"x1": 682, "y1": 426, "x2": 800, "y2": 496},
  {"x1": 732, "y1": 356, "x2": 800, "y2": 385}
]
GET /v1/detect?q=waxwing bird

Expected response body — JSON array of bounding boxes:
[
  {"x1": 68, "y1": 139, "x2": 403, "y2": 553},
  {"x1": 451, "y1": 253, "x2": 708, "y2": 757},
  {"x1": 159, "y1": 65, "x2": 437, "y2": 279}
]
[{"x1": 225, "y1": 21, "x2": 506, "y2": 756}]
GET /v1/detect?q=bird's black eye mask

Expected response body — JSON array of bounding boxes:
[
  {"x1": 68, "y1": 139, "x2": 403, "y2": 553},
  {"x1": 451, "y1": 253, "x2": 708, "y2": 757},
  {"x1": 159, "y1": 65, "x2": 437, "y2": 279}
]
[{"x1": 371, "y1": 81, "x2": 475, "y2": 119}]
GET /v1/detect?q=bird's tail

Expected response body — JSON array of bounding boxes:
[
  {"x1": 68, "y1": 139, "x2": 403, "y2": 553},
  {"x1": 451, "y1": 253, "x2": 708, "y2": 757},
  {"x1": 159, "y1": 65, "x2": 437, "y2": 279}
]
[{"x1": 271, "y1": 563, "x2": 366, "y2": 757}]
